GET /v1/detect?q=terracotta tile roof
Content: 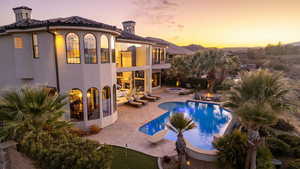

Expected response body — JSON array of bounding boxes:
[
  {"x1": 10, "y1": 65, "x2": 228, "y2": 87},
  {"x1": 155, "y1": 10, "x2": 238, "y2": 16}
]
[
  {"x1": 0, "y1": 16, "x2": 118, "y2": 33},
  {"x1": 117, "y1": 31, "x2": 153, "y2": 43}
]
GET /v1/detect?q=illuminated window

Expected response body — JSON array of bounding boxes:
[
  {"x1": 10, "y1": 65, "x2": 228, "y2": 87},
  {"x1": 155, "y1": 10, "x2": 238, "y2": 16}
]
[
  {"x1": 69, "y1": 89, "x2": 84, "y2": 121},
  {"x1": 101, "y1": 35, "x2": 109, "y2": 63},
  {"x1": 87, "y1": 88, "x2": 100, "y2": 120},
  {"x1": 66, "y1": 33, "x2": 80, "y2": 64},
  {"x1": 32, "y1": 33, "x2": 39, "y2": 58},
  {"x1": 111, "y1": 36, "x2": 116, "y2": 63},
  {"x1": 152, "y1": 72, "x2": 161, "y2": 88},
  {"x1": 113, "y1": 84, "x2": 117, "y2": 112},
  {"x1": 14, "y1": 37, "x2": 23, "y2": 48},
  {"x1": 84, "y1": 33, "x2": 97, "y2": 64},
  {"x1": 102, "y1": 86, "x2": 111, "y2": 117}
]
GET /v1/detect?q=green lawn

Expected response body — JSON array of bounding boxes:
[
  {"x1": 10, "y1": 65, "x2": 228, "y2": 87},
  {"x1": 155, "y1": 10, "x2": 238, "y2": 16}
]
[{"x1": 111, "y1": 145, "x2": 159, "y2": 169}]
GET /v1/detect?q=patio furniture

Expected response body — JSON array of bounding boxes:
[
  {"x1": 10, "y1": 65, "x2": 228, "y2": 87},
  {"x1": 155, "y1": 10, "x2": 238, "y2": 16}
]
[
  {"x1": 126, "y1": 99, "x2": 143, "y2": 107},
  {"x1": 142, "y1": 94, "x2": 157, "y2": 101},
  {"x1": 133, "y1": 95, "x2": 148, "y2": 105},
  {"x1": 146, "y1": 92, "x2": 161, "y2": 100},
  {"x1": 147, "y1": 129, "x2": 168, "y2": 144}
]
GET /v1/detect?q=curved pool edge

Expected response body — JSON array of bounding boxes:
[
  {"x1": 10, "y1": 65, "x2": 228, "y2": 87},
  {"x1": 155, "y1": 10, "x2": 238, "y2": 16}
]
[{"x1": 185, "y1": 99, "x2": 238, "y2": 161}]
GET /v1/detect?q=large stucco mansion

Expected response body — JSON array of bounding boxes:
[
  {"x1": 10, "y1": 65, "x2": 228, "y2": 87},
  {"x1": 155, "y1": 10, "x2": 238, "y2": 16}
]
[{"x1": 0, "y1": 6, "x2": 170, "y2": 129}]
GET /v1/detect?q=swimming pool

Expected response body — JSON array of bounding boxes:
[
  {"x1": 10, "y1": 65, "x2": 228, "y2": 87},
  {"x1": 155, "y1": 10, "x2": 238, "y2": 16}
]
[{"x1": 139, "y1": 101, "x2": 232, "y2": 150}]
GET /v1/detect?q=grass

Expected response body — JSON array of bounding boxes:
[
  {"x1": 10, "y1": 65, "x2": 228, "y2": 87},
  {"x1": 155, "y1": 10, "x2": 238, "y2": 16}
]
[{"x1": 111, "y1": 145, "x2": 159, "y2": 169}]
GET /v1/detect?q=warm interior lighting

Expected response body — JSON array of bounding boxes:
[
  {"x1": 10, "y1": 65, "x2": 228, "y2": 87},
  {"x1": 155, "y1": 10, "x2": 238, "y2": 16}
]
[{"x1": 186, "y1": 161, "x2": 191, "y2": 166}]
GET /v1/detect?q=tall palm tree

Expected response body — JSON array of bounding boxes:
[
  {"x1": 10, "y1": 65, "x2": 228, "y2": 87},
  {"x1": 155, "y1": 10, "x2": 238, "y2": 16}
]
[
  {"x1": 225, "y1": 69, "x2": 290, "y2": 169},
  {"x1": 200, "y1": 50, "x2": 240, "y2": 92},
  {"x1": 0, "y1": 86, "x2": 71, "y2": 142},
  {"x1": 167, "y1": 113, "x2": 196, "y2": 169}
]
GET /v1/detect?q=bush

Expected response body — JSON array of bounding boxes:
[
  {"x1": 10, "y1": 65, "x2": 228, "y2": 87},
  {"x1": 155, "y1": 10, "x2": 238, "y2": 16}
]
[
  {"x1": 18, "y1": 130, "x2": 112, "y2": 169},
  {"x1": 259, "y1": 126, "x2": 276, "y2": 137},
  {"x1": 213, "y1": 130, "x2": 248, "y2": 169},
  {"x1": 292, "y1": 147, "x2": 300, "y2": 158},
  {"x1": 266, "y1": 137, "x2": 291, "y2": 157},
  {"x1": 286, "y1": 159, "x2": 300, "y2": 169},
  {"x1": 89, "y1": 125, "x2": 102, "y2": 135},
  {"x1": 277, "y1": 134, "x2": 300, "y2": 147},
  {"x1": 257, "y1": 146, "x2": 275, "y2": 169},
  {"x1": 271, "y1": 119, "x2": 295, "y2": 132},
  {"x1": 162, "y1": 156, "x2": 171, "y2": 163},
  {"x1": 69, "y1": 127, "x2": 88, "y2": 137}
]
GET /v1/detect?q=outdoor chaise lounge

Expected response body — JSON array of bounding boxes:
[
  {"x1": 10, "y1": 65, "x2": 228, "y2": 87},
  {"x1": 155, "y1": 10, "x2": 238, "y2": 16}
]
[
  {"x1": 142, "y1": 94, "x2": 157, "y2": 101},
  {"x1": 147, "y1": 129, "x2": 168, "y2": 144},
  {"x1": 133, "y1": 95, "x2": 148, "y2": 105},
  {"x1": 146, "y1": 92, "x2": 161, "y2": 100},
  {"x1": 126, "y1": 99, "x2": 143, "y2": 107}
]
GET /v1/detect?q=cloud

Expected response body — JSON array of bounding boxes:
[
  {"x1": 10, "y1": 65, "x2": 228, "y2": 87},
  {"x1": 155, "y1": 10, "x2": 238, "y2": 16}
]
[{"x1": 131, "y1": 0, "x2": 184, "y2": 31}]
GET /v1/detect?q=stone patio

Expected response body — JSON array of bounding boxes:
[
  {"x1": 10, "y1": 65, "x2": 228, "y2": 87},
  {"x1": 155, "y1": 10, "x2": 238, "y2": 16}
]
[{"x1": 88, "y1": 88, "x2": 193, "y2": 157}]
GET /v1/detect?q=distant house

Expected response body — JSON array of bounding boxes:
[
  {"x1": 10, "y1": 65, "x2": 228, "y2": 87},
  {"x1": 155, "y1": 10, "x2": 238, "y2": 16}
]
[{"x1": 0, "y1": 6, "x2": 170, "y2": 129}]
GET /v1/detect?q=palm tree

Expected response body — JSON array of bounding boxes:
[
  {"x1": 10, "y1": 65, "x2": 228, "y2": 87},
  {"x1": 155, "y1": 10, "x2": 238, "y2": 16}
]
[
  {"x1": 199, "y1": 50, "x2": 240, "y2": 92},
  {"x1": 0, "y1": 86, "x2": 71, "y2": 142},
  {"x1": 225, "y1": 69, "x2": 290, "y2": 169},
  {"x1": 167, "y1": 113, "x2": 196, "y2": 169}
]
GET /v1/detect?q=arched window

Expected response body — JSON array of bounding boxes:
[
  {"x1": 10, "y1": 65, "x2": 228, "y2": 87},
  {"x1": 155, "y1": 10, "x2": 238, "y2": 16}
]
[
  {"x1": 66, "y1": 33, "x2": 80, "y2": 64},
  {"x1": 87, "y1": 88, "x2": 100, "y2": 120},
  {"x1": 84, "y1": 33, "x2": 97, "y2": 64},
  {"x1": 69, "y1": 89, "x2": 84, "y2": 121},
  {"x1": 102, "y1": 86, "x2": 111, "y2": 117},
  {"x1": 101, "y1": 35, "x2": 109, "y2": 63},
  {"x1": 113, "y1": 84, "x2": 117, "y2": 112},
  {"x1": 111, "y1": 36, "x2": 116, "y2": 63}
]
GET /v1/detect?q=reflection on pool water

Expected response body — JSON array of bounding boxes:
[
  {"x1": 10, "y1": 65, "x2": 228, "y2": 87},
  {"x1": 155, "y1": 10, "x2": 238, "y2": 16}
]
[{"x1": 139, "y1": 101, "x2": 232, "y2": 150}]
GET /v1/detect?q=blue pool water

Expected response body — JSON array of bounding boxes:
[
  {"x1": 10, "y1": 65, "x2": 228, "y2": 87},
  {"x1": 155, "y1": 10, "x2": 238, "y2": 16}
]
[{"x1": 139, "y1": 101, "x2": 232, "y2": 150}]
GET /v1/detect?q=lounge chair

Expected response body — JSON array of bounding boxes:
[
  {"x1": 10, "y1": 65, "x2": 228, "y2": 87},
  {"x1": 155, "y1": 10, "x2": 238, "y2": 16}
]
[
  {"x1": 147, "y1": 129, "x2": 168, "y2": 144},
  {"x1": 133, "y1": 96, "x2": 148, "y2": 105},
  {"x1": 142, "y1": 94, "x2": 157, "y2": 101},
  {"x1": 146, "y1": 92, "x2": 161, "y2": 100},
  {"x1": 126, "y1": 99, "x2": 143, "y2": 107}
]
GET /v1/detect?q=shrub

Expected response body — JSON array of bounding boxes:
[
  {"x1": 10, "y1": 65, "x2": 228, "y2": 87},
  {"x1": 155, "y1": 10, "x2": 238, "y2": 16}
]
[
  {"x1": 286, "y1": 159, "x2": 300, "y2": 169},
  {"x1": 213, "y1": 130, "x2": 248, "y2": 169},
  {"x1": 277, "y1": 134, "x2": 300, "y2": 147},
  {"x1": 89, "y1": 125, "x2": 102, "y2": 135},
  {"x1": 162, "y1": 156, "x2": 171, "y2": 163},
  {"x1": 266, "y1": 137, "x2": 291, "y2": 157},
  {"x1": 18, "y1": 130, "x2": 112, "y2": 169},
  {"x1": 259, "y1": 126, "x2": 276, "y2": 137},
  {"x1": 292, "y1": 147, "x2": 300, "y2": 158},
  {"x1": 69, "y1": 127, "x2": 88, "y2": 137},
  {"x1": 257, "y1": 146, "x2": 275, "y2": 169},
  {"x1": 271, "y1": 119, "x2": 295, "y2": 132}
]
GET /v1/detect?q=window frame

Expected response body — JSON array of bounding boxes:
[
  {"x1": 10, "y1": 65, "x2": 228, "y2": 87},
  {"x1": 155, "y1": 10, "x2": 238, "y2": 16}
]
[
  {"x1": 102, "y1": 86, "x2": 111, "y2": 117},
  {"x1": 32, "y1": 33, "x2": 39, "y2": 59},
  {"x1": 69, "y1": 88, "x2": 84, "y2": 121},
  {"x1": 100, "y1": 35, "x2": 110, "y2": 64},
  {"x1": 83, "y1": 33, "x2": 98, "y2": 64},
  {"x1": 87, "y1": 87, "x2": 100, "y2": 120},
  {"x1": 65, "y1": 32, "x2": 81, "y2": 64},
  {"x1": 14, "y1": 37, "x2": 24, "y2": 49}
]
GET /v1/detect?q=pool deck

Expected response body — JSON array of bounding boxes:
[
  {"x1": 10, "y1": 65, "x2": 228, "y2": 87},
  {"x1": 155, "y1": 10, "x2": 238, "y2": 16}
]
[{"x1": 87, "y1": 88, "x2": 194, "y2": 157}]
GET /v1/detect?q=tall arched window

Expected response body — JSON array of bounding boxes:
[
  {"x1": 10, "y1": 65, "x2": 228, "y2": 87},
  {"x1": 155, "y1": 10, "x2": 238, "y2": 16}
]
[
  {"x1": 102, "y1": 86, "x2": 111, "y2": 117},
  {"x1": 87, "y1": 88, "x2": 100, "y2": 120},
  {"x1": 66, "y1": 33, "x2": 80, "y2": 64},
  {"x1": 111, "y1": 36, "x2": 116, "y2": 63},
  {"x1": 69, "y1": 89, "x2": 84, "y2": 121},
  {"x1": 113, "y1": 84, "x2": 117, "y2": 112},
  {"x1": 84, "y1": 33, "x2": 97, "y2": 64},
  {"x1": 101, "y1": 35, "x2": 109, "y2": 63}
]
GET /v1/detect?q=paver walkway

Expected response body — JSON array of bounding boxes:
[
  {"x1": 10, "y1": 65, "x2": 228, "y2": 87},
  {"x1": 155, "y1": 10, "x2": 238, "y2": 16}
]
[{"x1": 88, "y1": 88, "x2": 193, "y2": 157}]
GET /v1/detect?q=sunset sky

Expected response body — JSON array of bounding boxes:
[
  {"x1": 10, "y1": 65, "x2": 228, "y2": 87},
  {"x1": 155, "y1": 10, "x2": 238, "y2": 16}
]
[{"x1": 1, "y1": 0, "x2": 300, "y2": 47}]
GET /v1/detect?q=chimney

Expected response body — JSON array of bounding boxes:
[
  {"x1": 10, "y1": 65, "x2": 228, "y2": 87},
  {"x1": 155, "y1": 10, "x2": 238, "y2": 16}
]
[
  {"x1": 122, "y1": 21, "x2": 136, "y2": 34},
  {"x1": 13, "y1": 6, "x2": 32, "y2": 22}
]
